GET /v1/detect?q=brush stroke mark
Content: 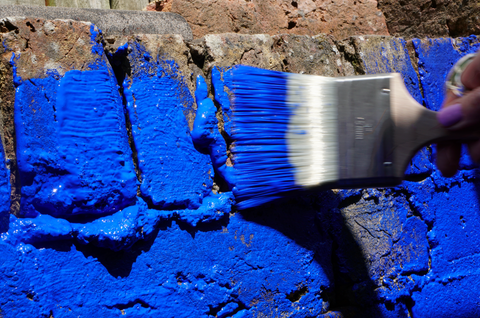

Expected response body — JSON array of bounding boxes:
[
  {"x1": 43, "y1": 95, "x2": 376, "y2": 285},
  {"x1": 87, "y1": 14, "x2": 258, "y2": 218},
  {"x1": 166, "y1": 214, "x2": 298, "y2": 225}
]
[
  {"x1": 14, "y1": 68, "x2": 137, "y2": 218},
  {"x1": 123, "y1": 41, "x2": 213, "y2": 209},
  {"x1": 0, "y1": 137, "x2": 10, "y2": 233},
  {"x1": 413, "y1": 36, "x2": 480, "y2": 171}
]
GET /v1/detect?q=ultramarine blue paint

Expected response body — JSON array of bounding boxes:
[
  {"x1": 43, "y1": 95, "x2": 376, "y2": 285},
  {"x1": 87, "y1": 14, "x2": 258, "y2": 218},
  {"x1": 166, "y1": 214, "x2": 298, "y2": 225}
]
[
  {"x1": 90, "y1": 24, "x2": 104, "y2": 57},
  {"x1": 0, "y1": 138, "x2": 10, "y2": 234},
  {"x1": 0, "y1": 191, "x2": 331, "y2": 317},
  {"x1": 413, "y1": 36, "x2": 480, "y2": 172},
  {"x1": 4, "y1": 25, "x2": 480, "y2": 318},
  {"x1": 10, "y1": 53, "x2": 22, "y2": 86},
  {"x1": 123, "y1": 41, "x2": 213, "y2": 209},
  {"x1": 3, "y1": 192, "x2": 234, "y2": 251},
  {"x1": 191, "y1": 75, "x2": 236, "y2": 189},
  {"x1": 14, "y1": 69, "x2": 137, "y2": 218},
  {"x1": 413, "y1": 36, "x2": 480, "y2": 111}
]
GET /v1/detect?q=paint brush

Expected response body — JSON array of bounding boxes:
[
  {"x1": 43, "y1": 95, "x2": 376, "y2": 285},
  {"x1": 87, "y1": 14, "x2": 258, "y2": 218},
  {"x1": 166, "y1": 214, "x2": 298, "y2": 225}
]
[{"x1": 228, "y1": 66, "x2": 480, "y2": 209}]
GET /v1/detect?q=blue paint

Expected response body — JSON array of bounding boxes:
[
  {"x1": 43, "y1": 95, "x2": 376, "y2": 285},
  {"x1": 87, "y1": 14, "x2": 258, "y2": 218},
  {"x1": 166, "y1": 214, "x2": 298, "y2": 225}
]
[
  {"x1": 14, "y1": 69, "x2": 137, "y2": 218},
  {"x1": 2, "y1": 192, "x2": 234, "y2": 252},
  {"x1": 4, "y1": 22, "x2": 480, "y2": 318},
  {"x1": 0, "y1": 138, "x2": 10, "y2": 234},
  {"x1": 89, "y1": 24, "x2": 104, "y2": 57},
  {"x1": 413, "y1": 36, "x2": 480, "y2": 111},
  {"x1": 10, "y1": 52, "x2": 22, "y2": 86},
  {"x1": 123, "y1": 41, "x2": 213, "y2": 209},
  {"x1": 191, "y1": 75, "x2": 236, "y2": 189}
]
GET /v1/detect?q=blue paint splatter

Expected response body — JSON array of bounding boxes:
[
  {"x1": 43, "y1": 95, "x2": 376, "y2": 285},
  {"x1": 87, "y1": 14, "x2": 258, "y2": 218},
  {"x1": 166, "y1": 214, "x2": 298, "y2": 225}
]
[{"x1": 123, "y1": 41, "x2": 213, "y2": 209}]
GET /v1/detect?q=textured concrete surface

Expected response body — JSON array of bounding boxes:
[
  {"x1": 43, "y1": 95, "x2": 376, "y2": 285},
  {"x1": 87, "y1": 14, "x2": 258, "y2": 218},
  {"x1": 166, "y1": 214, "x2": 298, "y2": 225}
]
[
  {"x1": 0, "y1": 5, "x2": 193, "y2": 40},
  {"x1": 1, "y1": 16, "x2": 480, "y2": 318},
  {"x1": 54, "y1": 0, "x2": 110, "y2": 9}
]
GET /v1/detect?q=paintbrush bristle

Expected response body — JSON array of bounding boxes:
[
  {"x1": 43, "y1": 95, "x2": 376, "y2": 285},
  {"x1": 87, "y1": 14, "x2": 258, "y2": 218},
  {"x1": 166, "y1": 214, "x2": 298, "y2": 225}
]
[{"x1": 230, "y1": 66, "x2": 339, "y2": 209}]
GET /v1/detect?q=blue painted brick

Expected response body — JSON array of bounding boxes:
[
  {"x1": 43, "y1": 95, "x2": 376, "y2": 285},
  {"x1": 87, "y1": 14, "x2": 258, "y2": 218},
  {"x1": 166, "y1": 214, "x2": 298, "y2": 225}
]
[
  {"x1": 123, "y1": 41, "x2": 213, "y2": 209},
  {"x1": 14, "y1": 69, "x2": 137, "y2": 218}
]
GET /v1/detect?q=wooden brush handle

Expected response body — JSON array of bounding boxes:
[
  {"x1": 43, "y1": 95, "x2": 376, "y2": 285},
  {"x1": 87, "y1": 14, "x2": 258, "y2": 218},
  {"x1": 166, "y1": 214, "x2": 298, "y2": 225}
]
[{"x1": 390, "y1": 73, "x2": 480, "y2": 176}]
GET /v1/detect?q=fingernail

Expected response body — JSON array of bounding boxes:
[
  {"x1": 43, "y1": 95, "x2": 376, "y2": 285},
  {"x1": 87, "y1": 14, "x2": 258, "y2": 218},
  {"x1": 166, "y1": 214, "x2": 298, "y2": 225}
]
[{"x1": 437, "y1": 103, "x2": 463, "y2": 127}]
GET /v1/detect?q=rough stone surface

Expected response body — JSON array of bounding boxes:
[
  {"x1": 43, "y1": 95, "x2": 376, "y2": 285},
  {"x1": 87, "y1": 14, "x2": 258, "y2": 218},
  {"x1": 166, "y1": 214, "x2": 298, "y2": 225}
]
[
  {"x1": 190, "y1": 33, "x2": 355, "y2": 80},
  {"x1": 272, "y1": 33, "x2": 355, "y2": 77},
  {"x1": 0, "y1": 17, "x2": 115, "y2": 215},
  {"x1": 378, "y1": 0, "x2": 480, "y2": 38},
  {"x1": 151, "y1": 0, "x2": 389, "y2": 40},
  {"x1": 0, "y1": 4, "x2": 193, "y2": 40},
  {"x1": 115, "y1": 35, "x2": 214, "y2": 210}
]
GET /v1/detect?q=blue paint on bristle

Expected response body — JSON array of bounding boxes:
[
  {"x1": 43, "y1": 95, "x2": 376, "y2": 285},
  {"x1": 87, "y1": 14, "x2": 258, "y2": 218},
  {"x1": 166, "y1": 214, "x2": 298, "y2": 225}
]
[{"x1": 230, "y1": 66, "x2": 299, "y2": 209}]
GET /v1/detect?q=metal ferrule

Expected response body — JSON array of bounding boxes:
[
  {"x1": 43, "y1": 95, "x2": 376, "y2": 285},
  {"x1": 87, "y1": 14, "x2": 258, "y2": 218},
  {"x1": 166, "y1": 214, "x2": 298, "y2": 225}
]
[{"x1": 334, "y1": 74, "x2": 400, "y2": 188}]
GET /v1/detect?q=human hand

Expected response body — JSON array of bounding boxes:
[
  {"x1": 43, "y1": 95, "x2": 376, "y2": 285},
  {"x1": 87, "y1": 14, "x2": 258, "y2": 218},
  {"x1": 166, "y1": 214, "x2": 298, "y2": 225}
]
[{"x1": 436, "y1": 53, "x2": 480, "y2": 177}]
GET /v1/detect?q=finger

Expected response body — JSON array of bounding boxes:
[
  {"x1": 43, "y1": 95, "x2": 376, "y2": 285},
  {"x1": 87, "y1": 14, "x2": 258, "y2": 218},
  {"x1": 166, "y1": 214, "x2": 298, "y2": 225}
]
[
  {"x1": 468, "y1": 139, "x2": 480, "y2": 163},
  {"x1": 461, "y1": 53, "x2": 480, "y2": 90},
  {"x1": 437, "y1": 86, "x2": 480, "y2": 129},
  {"x1": 436, "y1": 141, "x2": 461, "y2": 177},
  {"x1": 442, "y1": 90, "x2": 459, "y2": 107}
]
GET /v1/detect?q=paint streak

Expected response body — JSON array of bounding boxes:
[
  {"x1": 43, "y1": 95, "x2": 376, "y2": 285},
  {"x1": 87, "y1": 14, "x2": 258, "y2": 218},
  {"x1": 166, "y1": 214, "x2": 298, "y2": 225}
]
[
  {"x1": 191, "y1": 75, "x2": 236, "y2": 189},
  {"x1": 0, "y1": 138, "x2": 10, "y2": 234},
  {"x1": 123, "y1": 41, "x2": 213, "y2": 209},
  {"x1": 14, "y1": 68, "x2": 137, "y2": 218}
]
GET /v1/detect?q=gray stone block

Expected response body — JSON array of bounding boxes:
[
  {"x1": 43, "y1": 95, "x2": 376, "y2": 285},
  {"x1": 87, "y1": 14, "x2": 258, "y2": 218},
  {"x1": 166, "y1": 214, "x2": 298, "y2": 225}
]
[
  {"x1": 0, "y1": 0, "x2": 44, "y2": 6},
  {"x1": 54, "y1": 0, "x2": 110, "y2": 10},
  {"x1": 0, "y1": 5, "x2": 193, "y2": 40}
]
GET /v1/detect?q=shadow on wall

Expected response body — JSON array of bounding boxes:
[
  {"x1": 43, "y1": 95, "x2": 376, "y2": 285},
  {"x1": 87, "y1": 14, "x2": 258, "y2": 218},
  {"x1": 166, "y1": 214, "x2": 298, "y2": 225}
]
[{"x1": 239, "y1": 190, "x2": 389, "y2": 317}]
